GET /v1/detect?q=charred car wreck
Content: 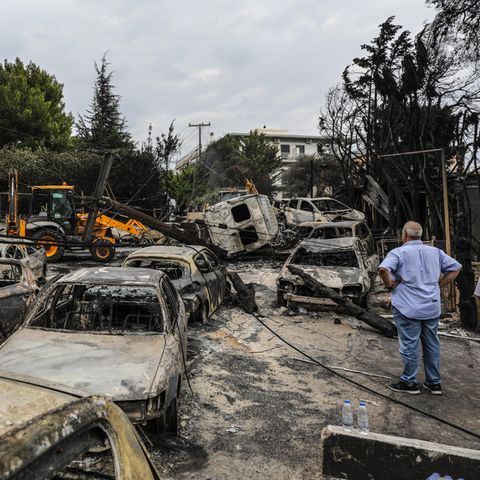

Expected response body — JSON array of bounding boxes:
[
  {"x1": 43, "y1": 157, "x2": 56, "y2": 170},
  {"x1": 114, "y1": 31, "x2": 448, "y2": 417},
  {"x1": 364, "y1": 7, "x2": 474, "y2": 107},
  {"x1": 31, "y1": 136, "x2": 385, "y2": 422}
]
[
  {"x1": 0, "y1": 259, "x2": 38, "y2": 339},
  {"x1": 0, "y1": 371, "x2": 161, "y2": 480},
  {"x1": 0, "y1": 266, "x2": 187, "y2": 435},
  {"x1": 277, "y1": 237, "x2": 378, "y2": 309},
  {"x1": 123, "y1": 244, "x2": 227, "y2": 323}
]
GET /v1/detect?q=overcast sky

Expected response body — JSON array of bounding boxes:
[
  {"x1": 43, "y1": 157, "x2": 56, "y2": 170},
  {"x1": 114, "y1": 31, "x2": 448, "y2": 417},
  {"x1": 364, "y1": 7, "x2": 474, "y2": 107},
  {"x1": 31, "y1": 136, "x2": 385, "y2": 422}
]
[{"x1": 2, "y1": 0, "x2": 434, "y2": 156}]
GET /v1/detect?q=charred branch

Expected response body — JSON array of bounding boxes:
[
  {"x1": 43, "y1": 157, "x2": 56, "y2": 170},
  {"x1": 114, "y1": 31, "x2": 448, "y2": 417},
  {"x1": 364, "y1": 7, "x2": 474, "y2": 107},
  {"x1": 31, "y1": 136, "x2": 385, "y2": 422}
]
[{"x1": 287, "y1": 265, "x2": 397, "y2": 338}]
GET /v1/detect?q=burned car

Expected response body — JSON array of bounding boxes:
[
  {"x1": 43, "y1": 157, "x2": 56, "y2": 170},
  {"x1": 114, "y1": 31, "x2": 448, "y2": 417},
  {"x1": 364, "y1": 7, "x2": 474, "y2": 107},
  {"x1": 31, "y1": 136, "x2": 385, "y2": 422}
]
[
  {"x1": 123, "y1": 245, "x2": 227, "y2": 323},
  {"x1": 0, "y1": 371, "x2": 160, "y2": 480},
  {"x1": 280, "y1": 197, "x2": 365, "y2": 227},
  {"x1": 297, "y1": 220, "x2": 376, "y2": 257},
  {"x1": 0, "y1": 266, "x2": 187, "y2": 434},
  {"x1": 0, "y1": 259, "x2": 38, "y2": 339},
  {"x1": 0, "y1": 238, "x2": 47, "y2": 283},
  {"x1": 277, "y1": 237, "x2": 378, "y2": 308}
]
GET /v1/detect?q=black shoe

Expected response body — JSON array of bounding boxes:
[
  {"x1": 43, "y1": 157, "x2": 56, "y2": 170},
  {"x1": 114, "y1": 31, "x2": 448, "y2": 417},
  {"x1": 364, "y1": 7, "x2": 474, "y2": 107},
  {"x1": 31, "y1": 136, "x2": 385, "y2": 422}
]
[
  {"x1": 388, "y1": 381, "x2": 420, "y2": 394},
  {"x1": 423, "y1": 382, "x2": 443, "y2": 395}
]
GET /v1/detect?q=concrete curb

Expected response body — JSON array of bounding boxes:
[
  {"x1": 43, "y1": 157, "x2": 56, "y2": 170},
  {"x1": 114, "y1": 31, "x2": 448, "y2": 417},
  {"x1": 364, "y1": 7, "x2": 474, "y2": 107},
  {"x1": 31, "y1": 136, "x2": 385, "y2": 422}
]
[{"x1": 321, "y1": 425, "x2": 480, "y2": 479}]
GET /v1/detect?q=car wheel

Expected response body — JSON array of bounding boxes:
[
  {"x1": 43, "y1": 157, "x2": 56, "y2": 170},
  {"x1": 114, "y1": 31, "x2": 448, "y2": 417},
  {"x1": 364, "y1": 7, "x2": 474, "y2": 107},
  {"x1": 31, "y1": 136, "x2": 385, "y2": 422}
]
[
  {"x1": 193, "y1": 302, "x2": 208, "y2": 323},
  {"x1": 156, "y1": 397, "x2": 178, "y2": 435},
  {"x1": 277, "y1": 290, "x2": 286, "y2": 307}
]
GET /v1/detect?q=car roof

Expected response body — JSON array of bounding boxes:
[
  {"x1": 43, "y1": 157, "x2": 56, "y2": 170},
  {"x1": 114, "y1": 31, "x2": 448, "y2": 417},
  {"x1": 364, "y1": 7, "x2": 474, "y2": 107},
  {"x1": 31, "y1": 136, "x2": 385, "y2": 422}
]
[
  {"x1": 298, "y1": 220, "x2": 360, "y2": 229},
  {"x1": 297, "y1": 237, "x2": 357, "y2": 252},
  {"x1": 58, "y1": 267, "x2": 166, "y2": 285},
  {"x1": 126, "y1": 245, "x2": 206, "y2": 260}
]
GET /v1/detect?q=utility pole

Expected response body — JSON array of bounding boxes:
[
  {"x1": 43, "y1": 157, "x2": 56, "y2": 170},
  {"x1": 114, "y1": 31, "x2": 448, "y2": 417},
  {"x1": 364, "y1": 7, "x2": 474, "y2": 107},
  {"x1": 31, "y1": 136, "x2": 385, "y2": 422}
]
[
  {"x1": 189, "y1": 122, "x2": 211, "y2": 164},
  {"x1": 310, "y1": 157, "x2": 314, "y2": 198}
]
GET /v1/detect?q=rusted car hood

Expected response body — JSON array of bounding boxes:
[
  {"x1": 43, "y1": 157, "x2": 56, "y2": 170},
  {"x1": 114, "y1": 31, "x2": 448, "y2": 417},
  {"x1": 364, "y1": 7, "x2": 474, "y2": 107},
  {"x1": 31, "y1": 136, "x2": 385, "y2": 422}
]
[
  {"x1": 288, "y1": 265, "x2": 364, "y2": 289},
  {"x1": 0, "y1": 329, "x2": 166, "y2": 401}
]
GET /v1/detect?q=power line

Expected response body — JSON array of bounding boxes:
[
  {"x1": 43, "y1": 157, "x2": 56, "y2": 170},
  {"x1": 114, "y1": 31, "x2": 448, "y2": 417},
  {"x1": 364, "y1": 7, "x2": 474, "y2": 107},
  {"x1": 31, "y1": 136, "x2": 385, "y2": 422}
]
[
  {"x1": 231, "y1": 293, "x2": 480, "y2": 441},
  {"x1": 188, "y1": 122, "x2": 211, "y2": 166}
]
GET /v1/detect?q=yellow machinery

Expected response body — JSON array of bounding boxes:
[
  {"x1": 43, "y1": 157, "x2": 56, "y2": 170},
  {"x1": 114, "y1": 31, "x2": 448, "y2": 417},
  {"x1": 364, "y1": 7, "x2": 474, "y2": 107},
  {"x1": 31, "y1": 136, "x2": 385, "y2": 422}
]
[{"x1": 6, "y1": 171, "x2": 149, "y2": 263}]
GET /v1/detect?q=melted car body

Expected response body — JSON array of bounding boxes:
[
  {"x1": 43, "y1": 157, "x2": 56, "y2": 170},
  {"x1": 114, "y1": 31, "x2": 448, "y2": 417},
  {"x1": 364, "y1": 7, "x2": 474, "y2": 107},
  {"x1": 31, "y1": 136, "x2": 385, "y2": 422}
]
[
  {"x1": 0, "y1": 267, "x2": 187, "y2": 433},
  {"x1": 277, "y1": 237, "x2": 378, "y2": 308},
  {"x1": 123, "y1": 245, "x2": 227, "y2": 322},
  {"x1": 0, "y1": 259, "x2": 38, "y2": 339},
  {"x1": 0, "y1": 239, "x2": 47, "y2": 283},
  {"x1": 0, "y1": 371, "x2": 160, "y2": 480},
  {"x1": 279, "y1": 198, "x2": 365, "y2": 227}
]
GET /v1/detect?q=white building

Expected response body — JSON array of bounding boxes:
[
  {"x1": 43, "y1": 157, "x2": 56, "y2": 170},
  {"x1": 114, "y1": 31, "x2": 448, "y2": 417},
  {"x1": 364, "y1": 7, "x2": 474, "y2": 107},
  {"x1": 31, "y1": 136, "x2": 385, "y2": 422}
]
[
  {"x1": 176, "y1": 128, "x2": 323, "y2": 171},
  {"x1": 230, "y1": 128, "x2": 323, "y2": 167}
]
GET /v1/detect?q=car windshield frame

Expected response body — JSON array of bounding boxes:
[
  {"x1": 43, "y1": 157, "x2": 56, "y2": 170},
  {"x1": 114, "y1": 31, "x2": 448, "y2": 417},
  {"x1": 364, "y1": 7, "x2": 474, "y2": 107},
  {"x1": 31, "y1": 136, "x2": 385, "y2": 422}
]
[
  {"x1": 311, "y1": 198, "x2": 350, "y2": 212},
  {"x1": 291, "y1": 247, "x2": 360, "y2": 268},
  {"x1": 27, "y1": 281, "x2": 166, "y2": 335},
  {"x1": 124, "y1": 257, "x2": 191, "y2": 281}
]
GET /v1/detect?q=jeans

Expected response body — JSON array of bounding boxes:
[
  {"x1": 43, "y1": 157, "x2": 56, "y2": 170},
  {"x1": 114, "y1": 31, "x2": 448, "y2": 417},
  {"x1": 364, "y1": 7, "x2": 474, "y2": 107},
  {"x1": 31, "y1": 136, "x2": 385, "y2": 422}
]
[{"x1": 393, "y1": 307, "x2": 441, "y2": 385}]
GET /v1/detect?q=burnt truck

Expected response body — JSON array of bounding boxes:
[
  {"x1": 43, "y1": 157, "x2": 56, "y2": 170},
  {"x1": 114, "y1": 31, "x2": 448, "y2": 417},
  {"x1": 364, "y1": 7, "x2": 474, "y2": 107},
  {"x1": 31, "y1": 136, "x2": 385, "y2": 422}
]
[{"x1": 184, "y1": 194, "x2": 279, "y2": 257}]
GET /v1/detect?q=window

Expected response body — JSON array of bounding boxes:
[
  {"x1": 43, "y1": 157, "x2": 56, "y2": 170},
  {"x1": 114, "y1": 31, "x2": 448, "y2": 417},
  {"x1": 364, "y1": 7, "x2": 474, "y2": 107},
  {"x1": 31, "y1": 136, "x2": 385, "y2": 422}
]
[
  {"x1": 295, "y1": 145, "x2": 305, "y2": 155},
  {"x1": 288, "y1": 199, "x2": 299, "y2": 208},
  {"x1": 162, "y1": 278, "x2": 179, "y2": 327},
  {"x1": 239, "y1": 226, "x2": 259, "y2": 245},
  {"x1": 204, "y1": 251, "x2": 220, "y2": 270},
  {"x1": 30, "y1": 191, "x2": 50, "y2": 217},
  {"x1": 0, "y1": 263, "x2": 22, "y2": 287},
  {"x1": 4, "y1": 245, "x2": 24, "y2": 259},
  {"x1": 356, "y1": 224, "x2": 369, "y2": 240},
  {"x1": 292, "y1": 248, "x2": 359, "y2": 268},
  {"x1": 300, "y1": 200, "x2": 314, "y2": 212},
  {"x1": 231, "y1": 203, "x2": 251, "y2": 223},
  {"x1": 280, "y1": 144, "x2": 290, "y2": 157},
  {"x1": 29, "y1": 283, "x2": 164, "y2": 333},
  {"x1": 194, "y1": 254, "x2": 210, "y2": 274},
  {"x1": 127, "y1": 259, "x2": 187, "y2": 280}
]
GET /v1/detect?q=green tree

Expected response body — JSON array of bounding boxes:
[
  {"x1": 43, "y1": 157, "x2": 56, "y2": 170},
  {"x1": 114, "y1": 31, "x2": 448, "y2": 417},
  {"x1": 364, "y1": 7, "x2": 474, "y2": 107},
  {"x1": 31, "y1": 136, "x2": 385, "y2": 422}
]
[
  {"x1": 0, "y1": 58, "x2": 73, "y2": 150},
  {"x1": 201, "y1": 131, "x2": 282, "y2": 195},
  {"x1": 76, "y1": 54, "x2": 132, "y2": 152},
  {"x1": 155, "y1": 120, "x2": 182, "y2": 198},
  {"x1": 281, "y1": 155, "x2": 342, "y2": 198}
]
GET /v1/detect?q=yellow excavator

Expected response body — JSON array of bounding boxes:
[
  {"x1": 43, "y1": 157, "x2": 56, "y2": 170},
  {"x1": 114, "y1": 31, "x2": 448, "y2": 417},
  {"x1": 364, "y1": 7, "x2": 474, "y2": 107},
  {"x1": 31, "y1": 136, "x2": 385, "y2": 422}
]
[{"x1": 6, "y1": 159, "x2": 150, "y2": 263}]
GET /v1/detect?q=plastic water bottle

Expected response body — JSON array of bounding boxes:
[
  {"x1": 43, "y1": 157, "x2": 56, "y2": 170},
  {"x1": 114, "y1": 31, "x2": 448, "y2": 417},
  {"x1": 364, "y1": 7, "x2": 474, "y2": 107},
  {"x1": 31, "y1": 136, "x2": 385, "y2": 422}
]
[
  {"x1": 342, "y1": 400, "x2": 353, "y2": 431},
  {"x1": 426, "y1": 475, "x2": 440, "y2": 480},
  {"x1": 357, "y1": 401, "x2": 369, "y2": 434}
]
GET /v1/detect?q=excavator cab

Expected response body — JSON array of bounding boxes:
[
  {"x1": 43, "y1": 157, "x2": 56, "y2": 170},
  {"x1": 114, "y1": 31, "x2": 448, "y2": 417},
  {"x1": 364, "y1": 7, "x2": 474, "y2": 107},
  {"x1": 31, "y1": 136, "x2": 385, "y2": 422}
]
[{"x1": 29, "y1": 186, "x2": 77, "y2": 235}]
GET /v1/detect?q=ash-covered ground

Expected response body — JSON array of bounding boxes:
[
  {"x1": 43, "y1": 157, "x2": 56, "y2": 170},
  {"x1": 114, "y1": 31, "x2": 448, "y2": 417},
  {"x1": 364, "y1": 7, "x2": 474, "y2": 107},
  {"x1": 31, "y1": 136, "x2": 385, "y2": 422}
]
[{"x1": 49, "y1": 251, "x2": 480, "y2": 480}]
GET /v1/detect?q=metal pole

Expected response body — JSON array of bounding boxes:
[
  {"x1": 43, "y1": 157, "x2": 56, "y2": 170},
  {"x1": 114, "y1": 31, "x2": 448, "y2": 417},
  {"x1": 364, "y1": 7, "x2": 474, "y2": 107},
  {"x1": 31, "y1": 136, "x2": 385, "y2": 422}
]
[
  {"x1": 441, "y1": 148, "x2": 451, "y2": 255},
  {"x1": 189, "y1": 122, "x2": 211, "y2": 165},
  {"x1": 310, "y1": 157, "x2": 314, "y2": 198}
]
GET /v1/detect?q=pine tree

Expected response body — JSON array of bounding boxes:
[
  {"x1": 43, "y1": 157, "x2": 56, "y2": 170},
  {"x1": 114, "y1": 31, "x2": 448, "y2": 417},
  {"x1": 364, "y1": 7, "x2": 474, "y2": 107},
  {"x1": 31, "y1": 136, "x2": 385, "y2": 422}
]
[{"x1": 76, "y1": 54, "x2": 132, "y2": 152}]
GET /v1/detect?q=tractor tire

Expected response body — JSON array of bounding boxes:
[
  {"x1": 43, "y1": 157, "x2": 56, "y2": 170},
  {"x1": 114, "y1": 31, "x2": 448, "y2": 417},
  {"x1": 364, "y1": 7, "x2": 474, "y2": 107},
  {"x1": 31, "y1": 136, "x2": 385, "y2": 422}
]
[
  {"x1": 90, "y1": 240, "x2": 115, "y2": 263},
  {"x1": 32, "y1": 229, "x2": 65, "y2": 263}
]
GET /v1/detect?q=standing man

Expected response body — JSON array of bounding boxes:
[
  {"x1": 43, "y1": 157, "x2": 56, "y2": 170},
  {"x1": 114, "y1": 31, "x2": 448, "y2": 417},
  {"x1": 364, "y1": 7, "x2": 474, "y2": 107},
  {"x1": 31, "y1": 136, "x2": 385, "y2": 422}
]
[{"x1": 378, "y1": 221, "x2": 462, "y2": 395}]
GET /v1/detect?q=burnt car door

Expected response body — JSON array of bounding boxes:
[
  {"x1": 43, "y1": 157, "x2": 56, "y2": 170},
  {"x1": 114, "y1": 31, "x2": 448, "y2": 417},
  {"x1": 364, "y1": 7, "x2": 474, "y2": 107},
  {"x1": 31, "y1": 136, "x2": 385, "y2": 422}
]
[
  {"x1": 0, "y1": 261, "x2": 36, "y2": 337},
  {"x1": 193, "y1": 251, "x2": 220, "y2": 313},
  {"x1": 203, "y1": 250, "x2": 226, "y2": 306},
  {"x1": 160, "y1": 278, "x2": 184, "y2": 408},
  {"x1": 297, "y1": 200, "x2": 316, "y2": 223}
]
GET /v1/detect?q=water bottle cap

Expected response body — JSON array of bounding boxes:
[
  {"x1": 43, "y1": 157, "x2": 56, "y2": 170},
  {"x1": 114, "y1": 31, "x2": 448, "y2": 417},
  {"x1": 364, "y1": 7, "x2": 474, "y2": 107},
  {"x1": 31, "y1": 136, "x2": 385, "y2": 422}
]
[
  {"x1": 359, "y1": 401, "x2": 366, "y2": 406},
  {"x1": 344, "y1": 400, "x2": 350, "y2": 404}
]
